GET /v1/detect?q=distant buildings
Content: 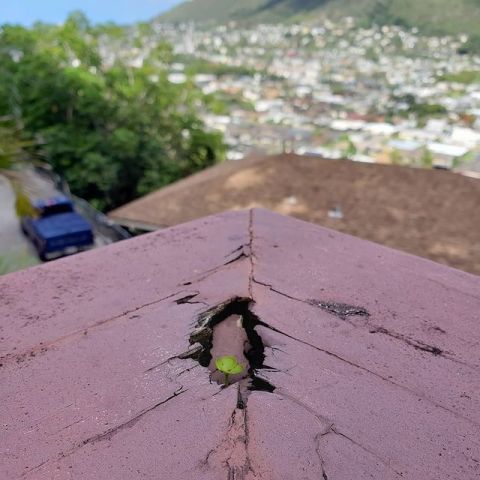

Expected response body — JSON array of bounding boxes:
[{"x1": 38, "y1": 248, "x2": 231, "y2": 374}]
[{"x1": 146, "y1": 19, "x2": 480, "y2": 167}]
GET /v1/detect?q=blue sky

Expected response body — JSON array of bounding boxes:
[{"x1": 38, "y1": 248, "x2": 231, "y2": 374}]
[{"x1": 0, "y1": 0, "x2": 184, "y2": 26}]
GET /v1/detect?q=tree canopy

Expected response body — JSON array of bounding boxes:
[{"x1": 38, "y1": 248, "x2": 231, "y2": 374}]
[{"x1": 0, "y1": 13, "x2": 225, "y2": 211}]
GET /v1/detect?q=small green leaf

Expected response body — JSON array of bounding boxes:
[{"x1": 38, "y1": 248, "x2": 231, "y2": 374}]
[{"x1": 215, "y1": 355, "x2": 244, "y2": 375}]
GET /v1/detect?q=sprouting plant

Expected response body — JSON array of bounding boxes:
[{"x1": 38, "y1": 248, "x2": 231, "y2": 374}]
[{"x1": 215, "y1": 355, "x2": 244, "y2": 386}]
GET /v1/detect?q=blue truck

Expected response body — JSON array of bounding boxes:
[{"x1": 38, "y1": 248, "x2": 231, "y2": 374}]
[{"x1": 21, "y1": 196, "x2": 94, "y2": 261}]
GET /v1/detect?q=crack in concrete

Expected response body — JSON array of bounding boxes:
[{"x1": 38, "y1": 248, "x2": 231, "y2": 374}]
[
  {"x1": 252, "y1": 278, "x2": 474, "y2": 367},
  {"x1": 368, "y1": 327, "x2": 474, "y2": 368},
  {"x1": 370, "y1": 328, "x2": 445, "y2": 356},
  {"x1": 276, "y1": 388, "x2": 406, "y2": 477},
  {"x1": 314, "y1": 432, "x2": 330, "y2": 480},
  {"x1": 178, "y1": 235, "x2": 253, "y2": 288},
  {"x1": 224, "y1": 245, "x2": 251, "y2": 266},
  {"x1": 175, "y1": 364, "x2": 201, "y2": 378},
  {"x1": 247, "y1": 209, "x2": 255, "y2": 300},
  {"x1": 179, "y1": 263, "x2": 233, "y2": 286},
  {"x1": 275, "y1": 389, "x2": 333, "y2": 426},
  {"x1": 175, "y1": 293, "x2": 208, "y2": 306},
  {"x1": 19, "y1": 387, "x2": 187, "y2": 478},
  {"x1": 320, "y1": 425, "x2": 405, "y2": 478},
  {"x1": 252, "y1": 278, "x2": 306, "y2": 304},
  {"x1": 266, "y1": 389, "x2": 335, "y2": 479},
  {"x1": 256, "y1": 319, "x2": 480, "y2": 428},
  {"x1": 426, "y1": 277, "x2": 480, "y2": 303},
  {"x1": 200, "y1": 447, "x2": 216, "y2": 468},
  {"x1": 82, "y1": 387, "x2": 187, "y2": 446},
  {"x1": 224, "y1": 403, "x2": 255, "y2": 480},
  {"x1": 178, "y1": 213, "x2": 267, "y2": 480},
  {"x1": 144, "y1": 352, "x2": 192, "y2": 374},
  {"x1": 253, "y1": 278, "x2": 369, "y2": 325},
  {"x1": 1, "y1": 290, "x2": 186, "y2": 368},
  {"x1": 20, "y1": 459, "x2": 49, "y2": 477}
]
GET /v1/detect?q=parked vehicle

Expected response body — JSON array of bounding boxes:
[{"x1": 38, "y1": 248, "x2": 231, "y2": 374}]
[{"x1": 21, "y1": 196, "x2": 94, "y2": 260}]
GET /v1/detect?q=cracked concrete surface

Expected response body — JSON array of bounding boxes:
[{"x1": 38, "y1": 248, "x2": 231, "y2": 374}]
[{"x1": 1, "y1": 209, "x2": 479, "y2": 479}]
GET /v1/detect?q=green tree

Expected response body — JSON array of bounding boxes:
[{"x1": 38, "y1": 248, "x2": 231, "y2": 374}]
[
  {"x1": 0, "y1": 15, "x2": 225, "y2": 212},
  {"x1": 0, "y1": 120, "x2": 30, "y2": 169},
  {"x1": 0, "y1": 119, "x2": 36, "y2": 220}
]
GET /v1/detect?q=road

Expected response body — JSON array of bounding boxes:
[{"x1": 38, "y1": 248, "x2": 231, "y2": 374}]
[
  {"x1": 0, "y1": 174, "x2": 39, "y2": 273},
  {"x1": 0, "y1": 166, "x2": 122, "y2": 275}
]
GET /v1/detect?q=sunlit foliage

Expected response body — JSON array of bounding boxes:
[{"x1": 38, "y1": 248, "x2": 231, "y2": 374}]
[{"x1": 0, "y1": 12, "x2": 225, "y2": 211}]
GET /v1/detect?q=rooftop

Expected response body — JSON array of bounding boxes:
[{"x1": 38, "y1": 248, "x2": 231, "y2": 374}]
[
  {"x1": 1, "y1": 209, "x2": 479, "y2": 479},
  {"x1": 110, "y1": 154, "x2": 480, "y2": 275}
]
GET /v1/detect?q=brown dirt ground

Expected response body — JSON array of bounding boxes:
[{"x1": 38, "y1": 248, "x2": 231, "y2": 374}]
[{"x1": 110, "y1": 154, "x2": 480, "y2": 275}]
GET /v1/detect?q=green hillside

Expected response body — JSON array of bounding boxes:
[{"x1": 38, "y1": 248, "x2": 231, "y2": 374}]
[{"x1": 160, "y1": 0, "x2": 480, "y2": 38}]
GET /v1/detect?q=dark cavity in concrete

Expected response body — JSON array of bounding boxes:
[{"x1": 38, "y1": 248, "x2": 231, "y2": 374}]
[{"x1": 183, "y1": 297, "x2": 275, "y2": 407}]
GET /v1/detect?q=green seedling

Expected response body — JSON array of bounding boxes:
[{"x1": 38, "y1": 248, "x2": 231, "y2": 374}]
[{"x1": 215, "y1": 355, "x2": 244, "y2": 386}]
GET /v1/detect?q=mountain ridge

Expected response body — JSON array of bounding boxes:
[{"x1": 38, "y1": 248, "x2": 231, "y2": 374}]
[{"x1": 159, "y1": 0, "x2": 480, "y2": 38}]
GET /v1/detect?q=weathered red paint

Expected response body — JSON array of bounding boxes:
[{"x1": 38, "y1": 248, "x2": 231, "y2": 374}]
[{"x1": 1, "y1": 209, "x2": 479, "y2": 479}]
